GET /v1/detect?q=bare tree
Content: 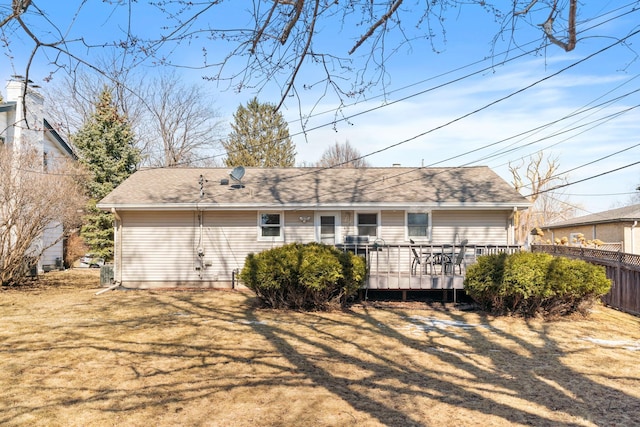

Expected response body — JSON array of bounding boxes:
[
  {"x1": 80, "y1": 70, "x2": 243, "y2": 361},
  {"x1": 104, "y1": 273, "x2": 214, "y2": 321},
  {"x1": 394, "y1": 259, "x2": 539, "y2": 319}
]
[
  {"x1": 45, "y1": 68, "x2": 223, "y2": 167},
  {"x1": 143, "y1": 72, "x2": 224, "y2": 167},
  {"x1": 316, "y1": 140, "x2": 371, "y2": 168},
  {"x1": 44, "y1": 57, "x2": 149, "y2": 143},
  {"x1": 0, "y1": 147, "x2": 86, "y2": 285},
  {"x1": 1, "y1": 1, "x2": 590, "y2": 113},
  {"x1": 510, "y1": 151, "x2": 576, "y2": 245}
]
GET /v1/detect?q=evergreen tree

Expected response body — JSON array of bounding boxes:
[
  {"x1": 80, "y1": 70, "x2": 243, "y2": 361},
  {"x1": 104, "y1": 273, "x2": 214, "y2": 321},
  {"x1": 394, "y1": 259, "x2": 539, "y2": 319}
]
[
  {"x1": 73, "y1": 87, "x2": 140, "y2": 260},
  {"x1": 223, "y1": 97, "x2": 296, "y2": 167}
]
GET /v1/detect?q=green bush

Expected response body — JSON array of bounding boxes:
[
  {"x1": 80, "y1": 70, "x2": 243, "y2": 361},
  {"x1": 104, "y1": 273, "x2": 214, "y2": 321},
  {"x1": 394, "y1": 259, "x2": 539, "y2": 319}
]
[
  {"x1": 240, "y1": 242, "x2": 366, "y2": 310},
  {"x1": 464, "y1": 251, "x2": 611, "y2": 317}
]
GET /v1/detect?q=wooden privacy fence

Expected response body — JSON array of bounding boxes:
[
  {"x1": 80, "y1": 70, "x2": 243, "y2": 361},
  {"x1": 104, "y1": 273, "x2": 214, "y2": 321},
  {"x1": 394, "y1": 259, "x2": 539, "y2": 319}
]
[{"x1": 531, "y1": 244, "x2": 640, "y2": 316}]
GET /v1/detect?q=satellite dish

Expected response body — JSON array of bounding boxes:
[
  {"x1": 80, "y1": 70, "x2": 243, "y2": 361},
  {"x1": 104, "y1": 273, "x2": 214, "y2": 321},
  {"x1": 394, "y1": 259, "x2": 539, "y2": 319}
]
[
  {"x1": 229, "y1": 166, "x2": 245, "y2": 189},
  {"x1": 230, "y1": 166, "x2": 245, "y2": 182}
]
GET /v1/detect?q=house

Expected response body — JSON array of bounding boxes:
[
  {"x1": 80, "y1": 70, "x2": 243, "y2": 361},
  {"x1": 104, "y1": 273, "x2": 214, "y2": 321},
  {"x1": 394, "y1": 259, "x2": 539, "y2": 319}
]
[
  {"x1": 540, "y1": 203, "x2": 640, "y2": 254},
  {"x1": 97, "y1": 166, "x2": 531, "y2": 289},
  {"x1": 0, "y1": 77, "x2": 76, "y2": 272}
]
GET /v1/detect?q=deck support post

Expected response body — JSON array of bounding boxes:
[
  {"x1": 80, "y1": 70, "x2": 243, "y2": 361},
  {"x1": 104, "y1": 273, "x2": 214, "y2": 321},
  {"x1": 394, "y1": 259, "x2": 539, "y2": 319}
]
[{"x1": 402, "y1": 290, "x2": 407, "y2": 301}]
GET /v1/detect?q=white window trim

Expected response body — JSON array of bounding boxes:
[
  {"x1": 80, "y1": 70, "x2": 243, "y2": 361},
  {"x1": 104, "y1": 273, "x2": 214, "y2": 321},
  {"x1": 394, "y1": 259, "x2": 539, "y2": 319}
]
[
  {"x1": 257, "y1": 211, "x2": 285, "y2": 242},
  {"x1": 405, "y1": 210, "x2": 432, "y2": 242},
  {"x1": 355, "y1": 210, "x2": 380, "y2": 239}
]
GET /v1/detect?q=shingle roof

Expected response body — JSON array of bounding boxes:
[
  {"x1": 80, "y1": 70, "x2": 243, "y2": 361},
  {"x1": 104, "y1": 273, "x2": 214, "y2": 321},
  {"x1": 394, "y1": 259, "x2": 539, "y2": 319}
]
[
  {"x1": 545, "y1": 203, "x2": 640, "y2": 228},
  {"x1": 97, "y1": 166, "x2": 531, "y2": 210}
]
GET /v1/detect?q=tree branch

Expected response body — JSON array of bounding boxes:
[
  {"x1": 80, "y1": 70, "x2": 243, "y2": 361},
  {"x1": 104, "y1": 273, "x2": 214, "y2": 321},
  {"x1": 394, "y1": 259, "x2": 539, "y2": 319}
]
[
  {"x1": 514, "y1": 0, "x2": 538, "y2": 16},
  {"x1": 0, "y1": 0, "x2": 31, "y2": 31},
  {"x1": 281, "y1": 0, "x2": 304, "y2": 45},
  {"x1": 277, "y1": 0, "x2": 319, "y2": 111},
  {"x1": 349, "y1": 0, "x2": 403, "y2": 55},
  {"x1": 539, "y1": 0, "x2": 577, "y2": 52},
  {"x1": 251, "y1": 1, "x2": 279, "y2": 54}
]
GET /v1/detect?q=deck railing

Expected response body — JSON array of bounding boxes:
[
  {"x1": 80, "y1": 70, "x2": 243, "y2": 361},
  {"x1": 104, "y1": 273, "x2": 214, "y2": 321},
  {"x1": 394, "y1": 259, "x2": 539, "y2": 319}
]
[{"x1": 336, "y1": 243, "x2": 523, "y2": 292}]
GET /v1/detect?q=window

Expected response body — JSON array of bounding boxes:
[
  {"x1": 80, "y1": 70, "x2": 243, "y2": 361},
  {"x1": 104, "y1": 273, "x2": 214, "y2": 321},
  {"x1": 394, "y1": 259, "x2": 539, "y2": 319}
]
[
  {"x1": 407, "y1": 212, "x2": 429, "y2": 239},
  {"x1": 259, "y1": 212, "x2": 282, "y2": 240},
  {"x1": 357, "y1": 213, "x2": 378, "y2": 237}
]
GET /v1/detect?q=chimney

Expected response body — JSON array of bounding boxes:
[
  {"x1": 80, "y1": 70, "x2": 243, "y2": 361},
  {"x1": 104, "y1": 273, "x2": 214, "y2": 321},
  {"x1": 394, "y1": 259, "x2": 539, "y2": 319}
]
[{"x1": 6, "y1": 77, "x2": 45, "y2": 156}]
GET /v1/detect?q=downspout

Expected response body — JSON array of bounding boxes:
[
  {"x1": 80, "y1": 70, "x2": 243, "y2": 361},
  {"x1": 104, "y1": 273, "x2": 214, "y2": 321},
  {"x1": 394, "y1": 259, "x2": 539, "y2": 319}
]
[
  {"x1": 631, "y1": 221, "x2": 637, "y2": 253},
  {"x1": 111, "y1": 208, "x2": 122, "y2": 285}
]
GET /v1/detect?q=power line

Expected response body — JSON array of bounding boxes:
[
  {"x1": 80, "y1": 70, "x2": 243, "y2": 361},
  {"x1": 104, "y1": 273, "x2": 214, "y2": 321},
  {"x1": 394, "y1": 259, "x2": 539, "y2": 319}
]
[
  {"x1": 279, "y1": 27, "x2": 640, "y2": 195},
  {"x1": 525, "y1": 160, "x2": 640, "y2": 199},
  {"x1": 161, "y1": 1, "x2": 640, "y2": 168}
]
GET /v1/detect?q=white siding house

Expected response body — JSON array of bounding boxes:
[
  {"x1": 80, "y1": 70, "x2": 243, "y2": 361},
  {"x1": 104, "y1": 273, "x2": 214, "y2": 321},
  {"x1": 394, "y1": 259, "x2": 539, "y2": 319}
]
[
  {"x1": 0, "y1": 78, "x2": 76, "y2": 272},
  {"x1": 98, "y1": 166, "x2": 531, "y2": 289}
]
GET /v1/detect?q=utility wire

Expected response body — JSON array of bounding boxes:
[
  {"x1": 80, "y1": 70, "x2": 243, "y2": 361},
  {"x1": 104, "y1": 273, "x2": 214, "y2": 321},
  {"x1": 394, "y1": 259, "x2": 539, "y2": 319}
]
[
  {"x1": 177, "y1": 2, "x2": 640, "y2": 166},
  {"x1": 280, "y1": 26, "x2": 640, "y2": 196},
  {"x1": 525, "y1": 160, "x2": 640, "y2": 198}
]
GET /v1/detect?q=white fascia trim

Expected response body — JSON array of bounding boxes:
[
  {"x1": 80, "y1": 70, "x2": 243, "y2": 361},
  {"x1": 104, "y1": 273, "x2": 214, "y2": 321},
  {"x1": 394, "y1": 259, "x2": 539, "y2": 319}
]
[{"x1": 97, "y1": 202, "x2": 531, "y2": 211}]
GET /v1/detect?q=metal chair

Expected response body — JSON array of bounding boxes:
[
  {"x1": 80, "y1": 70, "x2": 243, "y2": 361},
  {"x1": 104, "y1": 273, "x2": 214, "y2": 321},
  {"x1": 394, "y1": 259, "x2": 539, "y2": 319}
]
[
  {"x1": 444, "y1": 240, "x2": 468, "y2": 274},
  {"x1": 410, "y1": 239, "x2": 428, "y2": 275}
]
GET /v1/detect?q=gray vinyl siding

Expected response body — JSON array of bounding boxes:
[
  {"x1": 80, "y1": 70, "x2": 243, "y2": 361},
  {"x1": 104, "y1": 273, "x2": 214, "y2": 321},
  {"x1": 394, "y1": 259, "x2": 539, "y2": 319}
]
[
  {"x1": 203, "y1": 210, "x2": 282, "y2": 280},
  {"x1": 120, "y1": 211, "x2": 200, "y2": 283},
  {"x1": 119, "y1": 210, "x2": 319, "y2": 285},
  {"x1": 203, "y1": 210, "x2": 316, "y2": 277},
  {"x1": 376, "y1": 209, "x2": 511, "y2": 245},
  {"x1": 284, "y1": 210, "x2": 316, "y2": 242},
  {"x1": 431, "y1": 210, "x2": 510, "y2": 245},
  {"x1": 380, "y1": 210, "x2": 405, "y2": 243}
]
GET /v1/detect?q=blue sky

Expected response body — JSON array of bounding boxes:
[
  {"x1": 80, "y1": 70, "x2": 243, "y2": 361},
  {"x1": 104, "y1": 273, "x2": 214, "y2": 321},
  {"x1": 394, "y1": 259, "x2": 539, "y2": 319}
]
[{"x1": 2, "y1": 1, "x2": 640, "y2": 215}]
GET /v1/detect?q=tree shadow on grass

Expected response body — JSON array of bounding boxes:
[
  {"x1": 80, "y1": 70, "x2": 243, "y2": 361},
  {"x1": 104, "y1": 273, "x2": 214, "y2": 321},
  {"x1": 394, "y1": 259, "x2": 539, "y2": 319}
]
[
  {"x1": 1, "y1": 290, "x2": 638, "y2": 426},
  {"x1": 242, "y1": 301, "x2": 640, "y2": 426}
]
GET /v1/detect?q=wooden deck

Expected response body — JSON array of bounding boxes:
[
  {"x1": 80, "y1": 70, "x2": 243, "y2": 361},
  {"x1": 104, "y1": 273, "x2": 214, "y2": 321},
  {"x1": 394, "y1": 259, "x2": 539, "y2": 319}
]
[{"x1": 337, "y1": 243, "x2": 522, "y2": 297}]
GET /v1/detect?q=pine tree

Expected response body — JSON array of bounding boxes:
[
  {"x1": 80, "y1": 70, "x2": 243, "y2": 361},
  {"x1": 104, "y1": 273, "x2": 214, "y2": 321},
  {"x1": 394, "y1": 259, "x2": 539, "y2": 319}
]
[
  {"x1": 223, "y1": 97, "x2": 296, "y2": 167},
  {"x1": 73, "y1": 87, "x2": 140, "y2": 260}
]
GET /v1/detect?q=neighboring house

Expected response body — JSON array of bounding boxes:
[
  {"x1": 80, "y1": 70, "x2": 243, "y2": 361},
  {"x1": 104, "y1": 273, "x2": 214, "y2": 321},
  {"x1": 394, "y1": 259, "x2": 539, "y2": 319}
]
[
  {"x1": 97, "y1": 166, "x2": 530, "y2": 289},
  {"x1": 540, "y1": 204, "x2": 640, "y2": 254},
  {"x1": 0, "y1": 78, "x2": 76, "y2": 272}
]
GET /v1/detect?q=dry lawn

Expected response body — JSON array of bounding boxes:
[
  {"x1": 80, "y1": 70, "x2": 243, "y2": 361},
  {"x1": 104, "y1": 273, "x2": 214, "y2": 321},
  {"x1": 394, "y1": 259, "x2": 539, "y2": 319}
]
[{"x1": 1, "y1": 269, "x2": 639, "y2": 427}]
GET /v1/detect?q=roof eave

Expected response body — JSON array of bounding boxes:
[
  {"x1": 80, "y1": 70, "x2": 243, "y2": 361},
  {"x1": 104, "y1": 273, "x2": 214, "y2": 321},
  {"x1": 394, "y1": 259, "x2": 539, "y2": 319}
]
[{"x1": 98, "y1": 201, "x2": 531, "y2": 211}]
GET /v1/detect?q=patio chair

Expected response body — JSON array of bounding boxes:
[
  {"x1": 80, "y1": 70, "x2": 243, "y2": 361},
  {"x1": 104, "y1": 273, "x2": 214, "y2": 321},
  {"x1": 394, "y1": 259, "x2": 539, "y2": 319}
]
[
  {"x1": 410, "y1": 239, "x2": 425, "y2": 275},
  {"x1": 444, "y1": 240, "x2": 468, "y2": 274}
]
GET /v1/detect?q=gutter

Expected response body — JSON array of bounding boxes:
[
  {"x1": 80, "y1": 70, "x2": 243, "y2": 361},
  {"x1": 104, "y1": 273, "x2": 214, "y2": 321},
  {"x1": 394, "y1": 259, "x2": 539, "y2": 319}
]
[{"x1": 97, "y1": 202, "x2": 532, "y2": 211}]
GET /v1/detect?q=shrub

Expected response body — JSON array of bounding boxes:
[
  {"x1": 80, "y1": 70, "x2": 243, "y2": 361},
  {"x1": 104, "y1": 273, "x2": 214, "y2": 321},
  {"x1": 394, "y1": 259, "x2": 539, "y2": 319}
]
[
  {"x1": 464, "y1": 251, "x2": 611, "y2": 317},
  {"x1": 240, "y1": 242, "x2": 366, "y2": 310}
]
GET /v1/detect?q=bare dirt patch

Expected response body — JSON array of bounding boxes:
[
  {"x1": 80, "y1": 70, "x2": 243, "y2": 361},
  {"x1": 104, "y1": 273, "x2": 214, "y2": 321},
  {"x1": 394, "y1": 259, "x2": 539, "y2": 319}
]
[{"x1": 1, "y1": 269, "x2": 639, "y2": 426}]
